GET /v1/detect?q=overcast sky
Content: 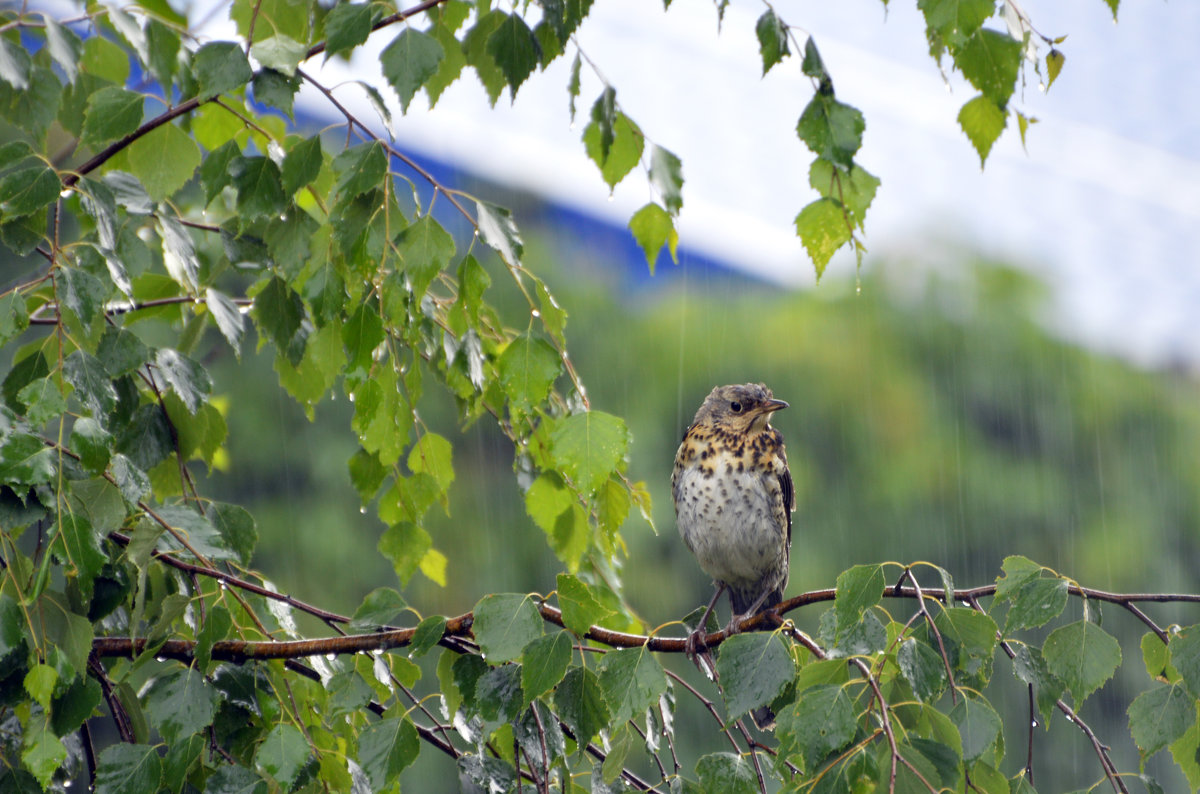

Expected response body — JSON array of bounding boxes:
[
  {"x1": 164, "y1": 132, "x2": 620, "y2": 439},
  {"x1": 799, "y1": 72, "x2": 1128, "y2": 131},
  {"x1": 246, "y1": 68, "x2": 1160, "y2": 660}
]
[{"x1": 197, "y1": 0, "x2": 1200, "y2": 364}]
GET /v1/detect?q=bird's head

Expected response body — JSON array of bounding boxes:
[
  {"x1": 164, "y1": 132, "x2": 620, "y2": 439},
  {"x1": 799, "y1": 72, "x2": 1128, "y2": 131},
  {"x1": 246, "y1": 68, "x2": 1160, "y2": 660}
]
[{"x1": 691, "y1": 383, "x2": 788, "y2": 434}]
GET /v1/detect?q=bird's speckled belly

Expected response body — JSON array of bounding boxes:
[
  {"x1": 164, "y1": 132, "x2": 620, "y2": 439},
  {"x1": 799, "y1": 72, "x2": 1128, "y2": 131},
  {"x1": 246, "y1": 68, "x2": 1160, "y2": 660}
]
[{"x1": 674, "y1": 462, "x2": 785, "y2": 588}]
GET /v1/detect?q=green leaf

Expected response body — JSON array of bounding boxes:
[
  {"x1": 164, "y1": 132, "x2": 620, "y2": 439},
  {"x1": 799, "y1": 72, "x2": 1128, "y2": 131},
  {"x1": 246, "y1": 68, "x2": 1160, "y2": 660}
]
[
  {"x1": 932, "y1": 607, "x2": 998, "y2": 684},
  {"x1": 556, "y1": 573, "x2": 615, "y2": 636},
  {"x1": 649, "y1": 144, "x2": 684, "y2": 215},
  {"x1": 71, "y1": 418, "x2": 113, "y2": 473},
  {"x1": 195, "y1": 605, "x2": 232, "y2": 671},
  {"x1": 918, "y1": 0, "x2": 994, "y2": 46},
  {"x1": 522, "y1": 631, "x2": 572, "y2": 707},
  {"x1": 599, "y1": 646, "x2": 667, "y2": 724},
  {"x1": 332, "y1": 140, "x2": 387, "y2": 202},
  {"x1": 231, "y1": 155, "x2": 287, "y2": 219},
  {"x1": 45, "y1": 18, "x2": 83, "y2": 84},
  {"x1": 458, "y1": 756, "x2": 517, "y2": 792},
  {"x1": 554, "y1": 666, "x2": 609, "y2": 747},
  {"x1": 696, "y1": 752, "x2": 758, "y2": 794},
  {"x1": 796, "y1": 95, "x2": 864, "y2": 168},
  {"x1": 193, "y1": 41, "x2": 253, "y2": 98},
  {"x1": 550, "y1": 410, "x2": 629, "y2": 495},
  {"x1": 352, "y1": 587, "x2": 407, "y2": 627},
  {"x1": 583, "y1": 110, "x2": 643, "y2": 191},
  {"x1": 0, "y1": 159, "x2": 60, "y2": 220},
  {"x1": 395, "y1": 214, "x2": 455, "y2": 297},
  {"x1": 1171, "y1": 625, "x2": 1200, "y2": 699},
  {"x1": 209, "y1": 502, "x2": 258, "y2": 565},
  {"x1": 777, "y1": 683, "x2": 856, "y2": 768},
  {"x1": 24, "y1": 663, "x2": 57, "y2": 709},
  {"x1": 994, "y1": 554, "x2": 1041, "y2": 600},
  {"x1": 755, "y1": 10, "x2": 790, "y2": 75},
  {"x1": 281, "y1": 135, "x2": 323, "y2": 195},
  {"x1": 58, "y1": 265, "x2": 106, "y2": 327},
  {"x1": 834, "y1": 563, "x2": 884, "y2": 636},
  {"x1": 1171, "y1": 718, "x2": 1200, "y2": 791},
  {"x1": 498, "y1": 334, "x2": 561, "y2": 412},
  {"x1": 252, "y1": 68, "x2": 300, "y2": 116},
  {"x1": 1045, "y1": 49, "x2": 1065, "y2": 90},
  {"x1": 463, "y1": 10, "x2": 508, "y2": 106},
  {"x1": 154, "y1": 348, "x2": 211, "y2": 414},
  {"x1": 628, "y1": 202, "x2": 677, "y2": 273},
  {"x1": 324, "y1": 1, "x2": 375, "y2": 59},
  {"x1": 252, "y1": 276, "x2": 305, "y2": 353},
  {"x1": 1004, "y1": 576, "x2": 1068, "y2": 633},
  {"x1": 408, "y1": 432, "x2": 454, "y2": 493},
  {"x1": 950, "y1": 692, "x2": 1002, "y2": 761},
  {"x1": 476, "y1": 663, "x2": 523, "y2": 721},
  {"x1": 898, "y1": 637, "x2": 949, "y2": 702},
  {"x1": 957, "y1": 94, "x2": 1006, "y2": 167},
  {"x1": 1012, "y1": 643, "x2": 1064, "y2": 726},
  {"x1": 475, "y1": 200, "x2": 523, "y2": 264},
  {"x1": 145, "y1": 19, "x2": 180, "y2": 87},
  {"x1": 716, "y1": 631, "x2": 792, "y2": 722},
  {"x1": 567, "y1": 50, "x2": 582, "y2": 121},
  {"x1": 473, "y1": 593, "x2": 543, "y2": 663},
  {"x1": 1043, "y1": 619, "x2": 1121, "y2": 705},
  {"x1": 380, "y1": 27, "x2": 444, "y2": 112},
  {"x1": 348, "y1": 448, "x2": 387, "y2": 506},
  {"x1": 206, "y1": 288, "x2": 246, "y2": 353},
  {"x1": 0, "y1": 432, "x2": 57, "y2": 486},
  {"x1": 795, "y1": 197, "x2": 852, "y2": 277},
  {"x1": 0, "y1": 291, "x2": 30, "y2": 345},
  {"x1": 143, "y1": 666, "x2": 221, "y2": 743},
  {"x1": 808, "y1": 159, "x2": 879, "y2": 229},
  {"x1": 0, "y1": 36, "x2": 31, "y2": 89},
  {"x1": 58, "y1": 513, "x2": 105, "y2": 602},
  {"x1": 342, "y1": 302, "x2": 384, "y2": 373},
  {"x1": 486, "y1": 12, "x2": 541, "y2": 98},
  {"x1": 94, "y1": 743, "x2": 163, "y2": 794},
  {"x1": 108, "y1": 122, "x2": 201, "y2": 201},
  {"x1": 1128, "y1": 683, "x2": 1195, "y2": 759},
  {"x1": 255, "y1": 723, "x2": 309, "y2": 787},
  {"x1": 250, "y1": 34, "x2": 307, "y2": 77},
  {"x1": 205, "y1": 763, "x2": 267, "y2": 793},
  {"x1": 81, "y1": 86, "x2": 144, "y2": 148},
  {"x1": 408, "y1": 614, "x2": 447, "y2": 658},
  {"x1": 957, "y1": 29, "x2": 1022, "y2": 106},
  {"x1": 51, "y1": 674, "x2": 102, "y2": 736},
  {"x1": 358, "y1": 717, "x2": 420, "y2": 790},
  {"x1": 17, "y1": 376, "x2": 66, "y2": 428},
  {"x1": 63, "y1": 350, "x2": 115, "y2": 417}
]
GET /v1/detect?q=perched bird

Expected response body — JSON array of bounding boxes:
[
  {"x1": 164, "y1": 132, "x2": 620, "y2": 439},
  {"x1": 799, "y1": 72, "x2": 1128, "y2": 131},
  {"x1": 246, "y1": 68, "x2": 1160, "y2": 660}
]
[{"x1": 672, "y1": 383, "x2": 794, "y2": 728}]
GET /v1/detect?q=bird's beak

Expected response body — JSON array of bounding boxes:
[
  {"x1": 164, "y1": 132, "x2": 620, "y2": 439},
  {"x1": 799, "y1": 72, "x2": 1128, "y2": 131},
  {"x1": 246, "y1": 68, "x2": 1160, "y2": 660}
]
[{"x1": 761, "y1": 398, "x2": 788, "y2": 413}]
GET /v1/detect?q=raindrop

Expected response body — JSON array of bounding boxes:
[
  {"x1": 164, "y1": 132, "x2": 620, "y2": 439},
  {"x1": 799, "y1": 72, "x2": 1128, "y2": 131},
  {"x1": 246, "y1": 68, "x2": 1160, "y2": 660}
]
[
  {"x1": 279, "y1": 214, "x2": 288, "y2": 221},
  {"x1": 607, "y1": 194, "x2": 615, "y2": 202},
  {"x1": 359, "y1": 506, "x2": 367, "y2": 514},
  {"x1": 218, "y1": 581, "x2": 227, "y2": 590},
  {"x1": 1031, "y1": 719, "x2": 1039, "y2": 728},
  {"x1": 156, "y1": 656, "x2": 166, "y2": 663},
  {"x1": 59, "y1": 188, "x2": 74, "y2": 199},
  {"x1": 1037, "y1": 82, "x2": 1046, "y2": 92},
  {"x1": 531, "y1": 309, "x2": 541, "y2": 318},
  {"x1": 348, "y1": 393, "x2": 356, "y2": 403},
  {"x1": 569, "y1": 122, "x2": 576, "y2": 131}
]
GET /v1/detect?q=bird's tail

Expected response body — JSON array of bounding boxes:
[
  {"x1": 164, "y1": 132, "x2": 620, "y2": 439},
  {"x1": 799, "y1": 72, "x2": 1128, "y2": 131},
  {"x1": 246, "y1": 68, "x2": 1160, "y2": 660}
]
[{"x1": 729, "y1": 586, "x2": 783, "y2": 622}]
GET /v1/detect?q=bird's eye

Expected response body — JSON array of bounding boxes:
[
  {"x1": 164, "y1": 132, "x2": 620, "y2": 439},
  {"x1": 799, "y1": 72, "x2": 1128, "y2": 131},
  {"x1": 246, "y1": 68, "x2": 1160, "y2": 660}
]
[{"x1": 730, "y1": 401, "x2": 742, "y2": 413}]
